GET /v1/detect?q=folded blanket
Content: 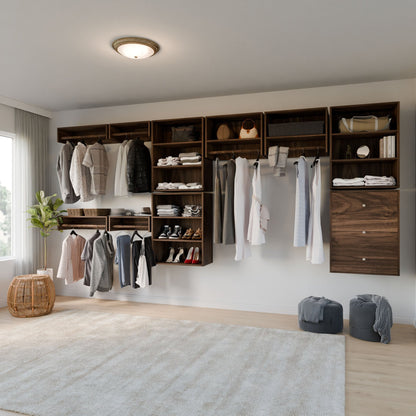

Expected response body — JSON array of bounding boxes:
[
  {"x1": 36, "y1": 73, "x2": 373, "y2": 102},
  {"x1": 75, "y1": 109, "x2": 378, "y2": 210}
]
[
  {"x1": 299, "y1": 296, "x2": 331, "y2": 323},
  {"x1": 357, "y1": 294, "x2": 393, "y2": 344}
]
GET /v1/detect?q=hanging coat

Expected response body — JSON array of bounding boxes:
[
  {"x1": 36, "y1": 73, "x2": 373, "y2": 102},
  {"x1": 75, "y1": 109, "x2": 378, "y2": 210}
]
[
  {"x1": 131, "y1": 236, "x2": 155, "y2": 288},
  {"x1": 234, "y1": 157, "x2": 252, "y2": 261},
  {"x1": 247, "y1": 163, "x2": 269, "y2": 245},
  {"x1": 115, "y1": 234, "x2": 131, "y2": 287},
  {"x1": 136, "y1": 238, "x2": 149, "y2": 288},
  {"x1": 57, "y1": 234, "x2": 86, "y2": 285},
  {"x1": 293, "y1": 156, "x2": 310, "y2": 247},
  {"x1": 114, "y1": 140, "x2": 133, "y2": 196},
  {"x1": 56, "y1": 141, "x2": 80, "y2": 204},
  {"x1": 81, "y1": 230, "x2": 101, "y2": 287},
  {"x1": 306, "y1": 159, "x2": 324, "y2": 264},
  {"x1": 69, "y1": 142, "x2": 94, "y2": 202},
  {"x1": 126, "y1": 139, "x2": 151, "y2": 193},
  {"x1": 83, "y1": 142, "x2": 109, "y2": 195},
  {"x1": 213, "y1": 159, "x2": 223, "y2": 244},
  {"x1": 222, "y1": 159, "x2": 236, "y2": 244}
]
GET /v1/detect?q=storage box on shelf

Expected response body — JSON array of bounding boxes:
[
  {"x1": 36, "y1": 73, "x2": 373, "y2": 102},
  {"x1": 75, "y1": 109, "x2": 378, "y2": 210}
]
[
  {"x1": 330, "y1": 102, "x2": 399, "y2": 189},
  {"x1": 329, "y1": 101, "x2": 400, "y2": 276},
  {"x1": 151, "y1": 192, "x2": 212, "y2": 266},
  {"x1": 264, "y1": 107, "x2": 328, "y2": 158},
  {"x1": 205, "y1": 112, "x2": 263, "y2": 160}
]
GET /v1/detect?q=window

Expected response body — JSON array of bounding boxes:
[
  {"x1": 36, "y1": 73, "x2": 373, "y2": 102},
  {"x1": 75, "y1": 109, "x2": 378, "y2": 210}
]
[{"x1": 0, "y1": 134, "x2": 13, "y2": 258}]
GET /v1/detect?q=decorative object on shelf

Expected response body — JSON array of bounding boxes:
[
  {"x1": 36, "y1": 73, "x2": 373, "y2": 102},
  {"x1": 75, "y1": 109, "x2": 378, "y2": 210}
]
[
  {"x1": 7, "y1": 274, "x2": 55, "y2": 318},
  {"x1": 338, "y1": 115, "x2": 391, "y2": 133},
  {"x1": 216, "y1": 123, "x2": 234, "y2": 140},
  {"x1": 171, "y1": 125, "x2": 197, "y2": 142},
  {"x1": 28, "y1": 191, "x2": 65, "y2": 279},
  {"x1": 356, "y1": 145, "x2": 370, "y2": 159},
  {"x1": 345, "y1": 145, "x2": 352, "y2": 159},
  {"x1": 239, "y1": 119, "x2": 259, "y2": 139},
  {"x1": 268, "y1": 120, "x2": 324, "y2": 137},
  {"x1": 111, "y1": 208, "x2": 126, "y2": 215}
]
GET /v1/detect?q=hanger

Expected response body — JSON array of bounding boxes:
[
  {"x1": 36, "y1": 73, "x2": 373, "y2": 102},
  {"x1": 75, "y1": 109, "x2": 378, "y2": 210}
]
[
  {"x1": 232, "y1": 152, "x2": 236, "y2": 160},
  {"x1": 253, "y1": 152, "x2": 260, "y2": 169},
  {"x1": 97, "y1": 139, "x2": 103, "y2": 145},
  {"x1": 130, "y1": 230, "x2": 143, "y2": 243},
  {"x1": 311, "y1": 147, "x2": 320, "y2": 168},
  {"x1": 70, "y1": 229, "x2": 78, "y2": 236},
  {"x1": 294, "y1": 148, "x2": 305, "y2": 165}
]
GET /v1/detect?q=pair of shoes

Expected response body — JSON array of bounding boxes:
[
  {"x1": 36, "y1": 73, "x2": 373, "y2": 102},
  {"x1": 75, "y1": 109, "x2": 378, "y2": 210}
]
[
  {"x1": 158, "y1": 225, "x2": 182, "y2": 239},
  {"x1": 165, "y1": 247, "x2": 184, "y2": 263},
  {"x1": 182, "y1": 228, "x2": 202, "y2": 240},
  {"x1": 184, "y1": 247, "x2": 200, "y2": 264}
]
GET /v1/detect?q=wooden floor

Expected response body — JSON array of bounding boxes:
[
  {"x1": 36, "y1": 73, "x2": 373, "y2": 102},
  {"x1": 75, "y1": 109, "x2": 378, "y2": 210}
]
[{"x1": 1, "y1": 296, "x2": 415, "y2": 416}]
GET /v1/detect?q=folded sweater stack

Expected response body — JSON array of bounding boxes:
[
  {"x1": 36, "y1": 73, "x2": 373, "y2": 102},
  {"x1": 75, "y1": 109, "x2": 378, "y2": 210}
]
[
  {"x1": 156, "y1": 204, "x2": 182, "y2": 216},
  {"x1": 157, "y1": 156, "x2": 180, "y2": 166},
  {"x1": 333, "y1": 176, "x2": 396, "y2": 187},
  {"x1": 182, "y1": 205, "x2": 202, "y2": 217},
  {"x1": 179, "y1": 152, "x2": 201, "y2": 166}
]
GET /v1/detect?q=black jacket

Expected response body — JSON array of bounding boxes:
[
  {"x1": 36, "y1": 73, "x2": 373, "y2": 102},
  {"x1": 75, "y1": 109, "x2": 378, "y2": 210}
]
[{"x1": 126, "y1": 139, "x2": 151, "y2": 193}]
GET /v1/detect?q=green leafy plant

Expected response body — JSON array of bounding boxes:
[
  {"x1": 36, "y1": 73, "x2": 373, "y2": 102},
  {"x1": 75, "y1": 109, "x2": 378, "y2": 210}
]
[{"x1": 27, "y1": 191, "x2": 66, "y2": 270}]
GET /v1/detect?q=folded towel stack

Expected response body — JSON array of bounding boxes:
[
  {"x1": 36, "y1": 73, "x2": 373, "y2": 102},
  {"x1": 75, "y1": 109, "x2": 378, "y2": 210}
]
[
  {"x1": 182, "y1": 205, "x2": 202, "y2": 217},
  {"x1": 332, "y1": 177, "x2": 365, "y2": 186},
  {"x1": 156, "y1": 182, "x2": 203, "y2": 190},
  {"x1": 178, "y1": 182, "x2": 203, "y2": 190},
  {"x1": 179, "y1": 152, "x2": 201, "y2": 166},
  {"x1": 364, "y1": 175, "x2": 396, "y2": 186},
  {"x1": 156, "y1": 204, "x2": 182, "y2": 216},
  {"x1": 157, "y1": 156, "x2": 181, "y2": 166}
]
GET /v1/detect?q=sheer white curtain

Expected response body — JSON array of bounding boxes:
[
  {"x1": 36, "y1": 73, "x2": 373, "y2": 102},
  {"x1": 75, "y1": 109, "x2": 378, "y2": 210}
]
[{"x1": 14, "y1": 109, "x2": 49, "y2": 275}]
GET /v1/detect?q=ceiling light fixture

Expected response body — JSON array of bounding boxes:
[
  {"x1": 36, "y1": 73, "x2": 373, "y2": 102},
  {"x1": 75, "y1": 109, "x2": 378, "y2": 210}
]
[{"x1": 112, "y1": 37, "x2": 160, "y2": 60}]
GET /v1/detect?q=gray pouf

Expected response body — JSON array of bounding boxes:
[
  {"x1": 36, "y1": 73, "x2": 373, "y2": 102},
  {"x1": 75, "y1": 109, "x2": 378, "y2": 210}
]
[
  {"x1": 298, "y1": 298, "x2": 343, "y2": 334},
  {"x1": 349, "y1": 298, "x2": 381, "y2": 342}
]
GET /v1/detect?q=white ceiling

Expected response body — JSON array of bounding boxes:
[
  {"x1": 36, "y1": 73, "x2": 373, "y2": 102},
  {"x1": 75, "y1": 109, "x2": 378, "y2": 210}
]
[{"x1": 1, "y1": 0, "x2": 416, "y2": 112}]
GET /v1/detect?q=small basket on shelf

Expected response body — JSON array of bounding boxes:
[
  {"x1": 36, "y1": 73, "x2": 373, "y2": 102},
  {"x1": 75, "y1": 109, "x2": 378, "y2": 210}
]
[
  {"x1": 67, "y1": 208, "x2": 84, "y2": 216},
  {"x1": 83, "y1": 208, "x2": 111, "y2": 217}
]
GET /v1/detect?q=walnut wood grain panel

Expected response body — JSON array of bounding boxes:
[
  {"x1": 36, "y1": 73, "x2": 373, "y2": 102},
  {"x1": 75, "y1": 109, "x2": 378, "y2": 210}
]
[
  {"x1": 330, "y1": 231, "x2": 399, "y2": 275},
  {"x1": 331, "y1": 190, "x2": 399, "y2": 232}
]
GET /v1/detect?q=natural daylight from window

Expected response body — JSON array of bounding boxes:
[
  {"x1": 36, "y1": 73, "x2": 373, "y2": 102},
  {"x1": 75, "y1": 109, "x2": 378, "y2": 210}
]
[{"x1": 0, "y1": 135, "x2": 12, "y2": 257}]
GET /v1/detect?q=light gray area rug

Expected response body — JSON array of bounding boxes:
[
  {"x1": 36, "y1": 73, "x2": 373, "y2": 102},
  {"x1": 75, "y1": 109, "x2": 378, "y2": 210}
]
[{"x1": 0, "y1": 310, "x2": 345, "y2": 416}]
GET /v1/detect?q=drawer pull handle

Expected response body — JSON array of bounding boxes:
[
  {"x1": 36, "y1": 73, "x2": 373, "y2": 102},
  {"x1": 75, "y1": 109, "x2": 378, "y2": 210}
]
[
  {"x1": 362, "y1": 231, "x2": 366, "y2": 234},
  {"x1": 362, "y1": 258, "x2": 367, "y2": 261},
  {"x1": 362, "y1": 203, "x2": 366, "y2": 208}
]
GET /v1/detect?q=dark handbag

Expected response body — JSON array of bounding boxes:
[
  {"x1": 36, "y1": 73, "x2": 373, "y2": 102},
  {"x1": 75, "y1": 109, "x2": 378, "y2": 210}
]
[{"x1": 171, "y1": 125, "x2": 197, "y2": 142}]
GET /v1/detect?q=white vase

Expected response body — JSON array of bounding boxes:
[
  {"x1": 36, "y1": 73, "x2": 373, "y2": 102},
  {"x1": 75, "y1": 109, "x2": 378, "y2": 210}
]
[{"x1": 37, "y1": 268, "x2": 53, "y2": 280}]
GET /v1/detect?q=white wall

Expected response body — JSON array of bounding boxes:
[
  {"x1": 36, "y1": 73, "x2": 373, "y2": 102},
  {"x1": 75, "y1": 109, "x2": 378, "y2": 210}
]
[
  {"x1": 0, "y1": 104, "x2": 15, "y2": 306},
  {"x1": 48, "y1": 79, "x2": 416, "y2": 324}
]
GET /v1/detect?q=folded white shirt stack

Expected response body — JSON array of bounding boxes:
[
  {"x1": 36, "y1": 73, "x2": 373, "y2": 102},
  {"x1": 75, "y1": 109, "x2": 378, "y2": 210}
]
[
  {"x1": 182, "y1": 205, "x2": 202, "y2": 217},
  {"x1": 332, "y1": 177, "x2": 365, "y2": 186},
  {"x1": 156, "y1": 182, "x2": 186, "y2": 190},
  {"x1": 178, "y1": 182, "x2": 203, "y2": 190},
  {"x1": 156, "y1": 204, "x2": 182, "y2": 216},
  {"x1": 364, "y1": 175, "x2": 396, "y2": 186},
  {"x1": 157, "y1": 156, "x2": 181, "y2": 166},
  {"x1": 179, "y1": 152, "x2": 201, "y2": 165}
]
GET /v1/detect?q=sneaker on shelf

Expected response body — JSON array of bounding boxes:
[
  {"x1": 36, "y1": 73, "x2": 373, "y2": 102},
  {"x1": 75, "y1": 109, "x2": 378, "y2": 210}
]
[
  {"x1": 182, "y1": 228, "x2": 194, "y2": 240},
  {"x1": 192, "y1": 228, "x2": 202, "y2": 240},
  {"x1": 158, "y1": 225, "x2": 171, "y2": 239},
  {"x1": 169, "y1": 225, "x2": 182, "y2": 239}
]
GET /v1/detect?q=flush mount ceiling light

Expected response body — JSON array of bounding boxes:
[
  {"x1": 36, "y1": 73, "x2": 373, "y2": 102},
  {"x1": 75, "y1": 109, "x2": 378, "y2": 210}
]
[{"x1": 112, "y1": 37, "x2": 160, "y2": 60}]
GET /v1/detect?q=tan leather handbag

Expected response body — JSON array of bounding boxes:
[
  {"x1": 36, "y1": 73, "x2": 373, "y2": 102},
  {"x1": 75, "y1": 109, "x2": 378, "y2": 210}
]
[
  {"x1": 239, "y1": 119, "x2": 259, "y2": 139},
  {"x1": 216, "y1": 123, "x2": 233, "y2": 140},
  {"x1": 339, "y1": 115, "x2": 391, "y2": 133}
]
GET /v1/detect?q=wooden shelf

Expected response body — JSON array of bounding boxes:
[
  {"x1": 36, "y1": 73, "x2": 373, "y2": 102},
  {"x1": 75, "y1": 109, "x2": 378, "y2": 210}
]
[
  {"x1": 265, "y1": 134, "x2": 326, "y2": 141},
  {"x1": 153, "y1": 238, "x2": 202, "y2": 243},
  {"x1": 59, "y1": 216, "x2": 107, "y2": 230},
  {"x1": 108, "y1": 216, "x2": 150, "y2": 232},
  {"x1": 331, "y1": 130, "x2": 397, "y2": 138},
  {"x1": 152, "y1": 141, "x2": 202, "y2": 147},
  {"x1": 331, "y1": 185, "x2": 397, "y2": 190},
  {"x1": 332, "y1": 158, "x2": 397, "y2": 163},
  {"x1": 155, "y1": 216, "x2": 202, "y2": 219},
  {"x1": 206, "y1": 138, "x2": 260, "y2": 144},
  {"x1": 153, "y1": 165, "x2": 202, "y2": 169},
  {"x1": 156, "y1": 262, "x2": 203, "y2": 266}
]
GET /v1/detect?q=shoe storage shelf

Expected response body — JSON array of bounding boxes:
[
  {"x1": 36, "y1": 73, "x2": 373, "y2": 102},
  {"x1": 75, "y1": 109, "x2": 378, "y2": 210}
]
[
  {"x1": 151, "y1": 192, "x2": 213, "y2": 266},
  {"x1": 330, "y1": 102, "x2": 399, "y2": 189},
  {"x1": 205, "y1": 112, "x2": 263, "y2": 160},
  {"x1": 264, "y1": 107, "x2": 328, "y2": 159},
  {"x1": 329, "y1": 101, "x2": 400, "y2": 276}
]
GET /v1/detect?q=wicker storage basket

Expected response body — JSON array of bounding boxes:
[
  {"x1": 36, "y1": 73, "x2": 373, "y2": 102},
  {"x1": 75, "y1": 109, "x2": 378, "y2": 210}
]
[
  {"x1": 83, "y1": 208, "x2": 111, "y2": 216},
  {"x1": 7, "y1": 274, "x2": 55, "y2": 318},
  {"x1": 67, "y1": 208, "x2": 84, "y2": 216}
]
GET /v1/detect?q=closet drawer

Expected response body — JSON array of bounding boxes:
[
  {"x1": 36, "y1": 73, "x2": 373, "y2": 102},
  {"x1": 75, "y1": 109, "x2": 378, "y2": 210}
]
[
  {"x1": 331, "y1": 190, "x2": 399, "y2": 232},
  {"x1": 330, "y1": 231, "x2": 399, "y2": 275}
]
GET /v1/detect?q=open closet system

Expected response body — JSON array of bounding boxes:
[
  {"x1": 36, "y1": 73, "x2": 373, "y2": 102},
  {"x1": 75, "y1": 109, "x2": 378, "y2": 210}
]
[{"x1": 57, "y1": 101, "x2": 400, "y2": 275}]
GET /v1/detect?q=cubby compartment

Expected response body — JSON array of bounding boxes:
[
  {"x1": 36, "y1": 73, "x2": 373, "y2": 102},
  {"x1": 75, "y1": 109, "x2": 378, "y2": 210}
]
[
  {"x1": 59, "y1": 216, "x2": 107, "y2": 230},
  {"x1": 108, "y1": 121, "x2": 151, "y2": 141},
  {"x1": 264, "y1": 107, "x2": 328, "y2": 158},
  {"x1": 205, "y1": 112, "x2": 263, "y2": 160},
  {"x1": 108, "y1": 216, "x2": 151, "y2": 231},
  {"x1": 152, "y1": 117, "x2": 204, "y2": 145},
  {"x1": 57, "y1": 124, "x2": 108, "y2": 144}
]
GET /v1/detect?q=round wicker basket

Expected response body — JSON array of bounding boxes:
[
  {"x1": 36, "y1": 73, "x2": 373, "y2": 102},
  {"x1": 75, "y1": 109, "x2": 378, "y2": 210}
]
[{"x1": 7, "y1": 274, "x2": 55, "y2": 318}]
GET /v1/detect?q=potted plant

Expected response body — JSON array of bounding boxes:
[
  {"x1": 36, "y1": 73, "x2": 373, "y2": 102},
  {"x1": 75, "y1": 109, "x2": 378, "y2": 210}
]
[{"x1": 27, "y1": 191, "x2": 65, "y2": 279}]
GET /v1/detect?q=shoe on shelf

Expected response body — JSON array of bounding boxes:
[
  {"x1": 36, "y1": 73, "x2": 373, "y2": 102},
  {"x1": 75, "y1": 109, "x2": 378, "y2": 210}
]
[
  {"x1": 184, "y1": 247, "x2": 194, "y2": 264},
  {"x1": 182, "y1": 228, "x2": 194, "y2": 240},
  {"x1": 192, "y1": 247, "x2": 200, "y2": 264},
  {"x1": 158, "y1": 225, "x2": 171, "y2": 239},
  {"x1": 173, "y1": 247, "x2": 184, "y2": 263},
  {"x1": 169, "y1": 225, "x2": 182, "y2": 239},
  {"x1": 165, "y1": 247, "x2": 175, "y2": 263},
  {"x1": 191, "y1": 228, "x2": 202, "y2": 240}
]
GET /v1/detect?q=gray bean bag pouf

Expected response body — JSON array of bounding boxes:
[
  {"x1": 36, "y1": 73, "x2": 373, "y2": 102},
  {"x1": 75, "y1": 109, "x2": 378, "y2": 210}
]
[
  {"x1": 349, "y1": 298, "x2": 381, "y2": 342},
  {"x1": 298, "y1": 298, "x2": 343, "y2": 334}
]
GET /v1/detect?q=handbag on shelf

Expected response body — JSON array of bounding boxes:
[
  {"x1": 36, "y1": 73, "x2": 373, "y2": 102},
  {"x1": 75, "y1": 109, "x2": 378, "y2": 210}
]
[
  {"x1": 239, "y1": 119, "x2": 259, "y2": 139},
  {"x1": 216, "y1": 123, "x2": 234, "y2": 140},
  {"x1": 171, "y1": 125, "x2": 197, "y2": 142},
  {"x1": 339, "y1": 115, "x2": 391, "y2": 133}
]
